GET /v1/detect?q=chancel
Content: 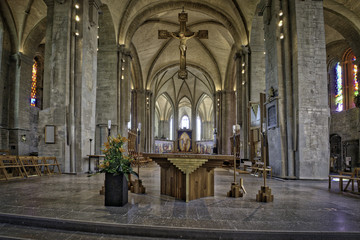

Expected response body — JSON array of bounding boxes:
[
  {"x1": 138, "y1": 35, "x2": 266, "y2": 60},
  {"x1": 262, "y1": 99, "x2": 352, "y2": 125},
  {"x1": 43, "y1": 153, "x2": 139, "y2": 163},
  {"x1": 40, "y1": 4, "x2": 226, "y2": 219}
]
[{"x1": 0, "y1": 0, "x2": 360, "y2": 239}]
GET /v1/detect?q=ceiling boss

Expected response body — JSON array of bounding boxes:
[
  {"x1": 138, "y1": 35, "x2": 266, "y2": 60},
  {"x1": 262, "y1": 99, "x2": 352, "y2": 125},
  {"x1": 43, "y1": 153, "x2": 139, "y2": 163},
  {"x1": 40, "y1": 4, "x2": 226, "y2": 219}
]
[{"x1": 158, "y1": 8, "x2": 208, "y2": 80}]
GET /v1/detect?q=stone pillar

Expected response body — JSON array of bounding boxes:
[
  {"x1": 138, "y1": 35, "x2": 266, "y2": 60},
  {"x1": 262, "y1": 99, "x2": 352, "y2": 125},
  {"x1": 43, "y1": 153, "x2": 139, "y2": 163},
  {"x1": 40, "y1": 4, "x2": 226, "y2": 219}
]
[
  {"x1": 39, "y1": 0, "x2": 101, "y2": 173},
  {"x1": 261, "y1": 0, "x2": 329, "y2": 179},
  {"x1": 95, "y1": 4, "x2": 117, "y2": 154},
  {"x1": 119, "y1": 46, "x2": 131, "y2": 137},
  {"x1": 235, "y1": 48, "x2": 250, "y2": 159},
  {"x1": 250, "y1": 16, "x2": 265, "y2": 102},
  {"x1": 145, "y1": 90, "x2": 153, "y2": 152},
  {"x1": 8, "y1": 53, "x2": 35, "y2": 155},
  {"x1": 39, "y1": 0, "x2": 72, "y2": 172},
  {"x1": 191, "y1": 104, "x2": 197, "y2": 151},
  {"x1": 131, "y1": 89, "x2": 146, "y2": 151},
  {"x1": 219, "y1": 91, "x2": 236, "y2": 154},
  {"x1": 173, "y1": 104, "x2": 179, "y2": 149},
  {"x1": 73, "y1": 0, "x2": 101, "y2": 173}
]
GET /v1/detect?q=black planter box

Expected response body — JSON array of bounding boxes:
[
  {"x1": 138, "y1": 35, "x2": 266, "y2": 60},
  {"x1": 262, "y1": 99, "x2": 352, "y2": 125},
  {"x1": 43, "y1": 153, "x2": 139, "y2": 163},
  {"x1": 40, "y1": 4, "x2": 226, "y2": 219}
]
[{"x1": 105, "y1": 172, "x2": 128, "y2": 206}]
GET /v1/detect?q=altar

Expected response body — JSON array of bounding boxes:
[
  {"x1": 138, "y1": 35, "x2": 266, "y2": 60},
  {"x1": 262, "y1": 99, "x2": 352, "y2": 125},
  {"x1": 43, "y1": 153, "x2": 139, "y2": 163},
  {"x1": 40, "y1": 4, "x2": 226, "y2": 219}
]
[{"x1": 142, "y1": 153, "x2": 233, "y2": 202}]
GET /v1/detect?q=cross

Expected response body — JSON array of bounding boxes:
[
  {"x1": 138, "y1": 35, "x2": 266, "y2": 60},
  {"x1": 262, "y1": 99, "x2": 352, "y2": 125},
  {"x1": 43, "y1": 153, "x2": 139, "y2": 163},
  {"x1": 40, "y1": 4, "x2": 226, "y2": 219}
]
[{"x1": 158, "y1": 8, "x2": 208, "y2": 79}]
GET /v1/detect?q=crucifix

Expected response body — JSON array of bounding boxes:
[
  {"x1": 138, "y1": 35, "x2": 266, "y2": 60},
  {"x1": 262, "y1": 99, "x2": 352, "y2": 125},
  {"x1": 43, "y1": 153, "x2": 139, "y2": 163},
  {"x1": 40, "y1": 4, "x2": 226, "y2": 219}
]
[{"x1": 158, "y1": 8, "x2": 208, "y2": 79}]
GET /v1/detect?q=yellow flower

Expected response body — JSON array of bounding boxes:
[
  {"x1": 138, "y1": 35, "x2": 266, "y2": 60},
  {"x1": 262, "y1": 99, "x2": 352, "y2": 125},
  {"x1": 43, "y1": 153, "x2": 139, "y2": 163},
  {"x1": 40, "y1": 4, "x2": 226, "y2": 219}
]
[
  {"x1": 99, "y1": 164, "x2": 105, "y2": 169},
  {"x1": 106, "y1": 161, "x2": 110, "y2": 166},
  {"x1": 121, "y1": 137, "x2": 128, "y2": 142},
  {"x1": 114, "y1": 138, "x2": 120, "y2": 143},
  {"x1": 119, "y1": 148, "x2": 125, "y2": 153}
]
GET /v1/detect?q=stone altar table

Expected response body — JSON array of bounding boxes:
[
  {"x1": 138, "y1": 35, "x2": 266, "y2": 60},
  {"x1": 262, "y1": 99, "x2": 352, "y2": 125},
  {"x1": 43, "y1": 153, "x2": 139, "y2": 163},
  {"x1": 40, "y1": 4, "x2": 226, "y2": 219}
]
[{"x1": 142, "y1": 153, "x2": 233, "y2": 202}]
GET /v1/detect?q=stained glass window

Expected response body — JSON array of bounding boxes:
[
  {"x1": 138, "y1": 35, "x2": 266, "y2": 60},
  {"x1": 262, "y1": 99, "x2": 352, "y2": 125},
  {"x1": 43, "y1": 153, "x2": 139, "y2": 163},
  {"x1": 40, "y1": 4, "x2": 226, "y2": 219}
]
[
  {"x1": 335, "y1": 62, "x2": 343, "y2": 112},
  {"x1": 31, "y1": 59, "x2": 38, "y2": 107},
  {"x1": 354, "y1": 56, "x2": 358, "y2": 97}
]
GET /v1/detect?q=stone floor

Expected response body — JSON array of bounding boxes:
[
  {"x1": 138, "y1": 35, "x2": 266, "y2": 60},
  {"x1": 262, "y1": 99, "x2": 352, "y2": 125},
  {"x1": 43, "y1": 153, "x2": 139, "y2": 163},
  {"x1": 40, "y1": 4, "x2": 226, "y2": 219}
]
[{"x1": 0, "y1": 162, "x2": 359, "y2": 239}]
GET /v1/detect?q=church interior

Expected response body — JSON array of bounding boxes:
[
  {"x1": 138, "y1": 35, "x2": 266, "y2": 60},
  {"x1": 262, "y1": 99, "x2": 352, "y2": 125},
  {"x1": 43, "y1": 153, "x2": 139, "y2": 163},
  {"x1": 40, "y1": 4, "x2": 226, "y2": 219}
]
[{"x1": 0, "y1": 0, "x2": 360, "y2": 239}]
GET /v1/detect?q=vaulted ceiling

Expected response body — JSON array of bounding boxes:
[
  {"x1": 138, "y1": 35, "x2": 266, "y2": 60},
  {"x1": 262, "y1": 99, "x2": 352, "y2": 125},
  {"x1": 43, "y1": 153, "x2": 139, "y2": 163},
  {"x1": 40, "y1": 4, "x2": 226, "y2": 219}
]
[{"x1": 1, "y1": 0, "x2": 360, "y2": 122}]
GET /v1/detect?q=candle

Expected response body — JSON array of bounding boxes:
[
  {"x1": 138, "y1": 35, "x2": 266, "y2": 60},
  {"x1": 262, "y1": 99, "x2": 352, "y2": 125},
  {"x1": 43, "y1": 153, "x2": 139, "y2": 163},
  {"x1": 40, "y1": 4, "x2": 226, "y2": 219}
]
[{"x1": 108, "y1": 120, "x2": 111, "y2": 129}]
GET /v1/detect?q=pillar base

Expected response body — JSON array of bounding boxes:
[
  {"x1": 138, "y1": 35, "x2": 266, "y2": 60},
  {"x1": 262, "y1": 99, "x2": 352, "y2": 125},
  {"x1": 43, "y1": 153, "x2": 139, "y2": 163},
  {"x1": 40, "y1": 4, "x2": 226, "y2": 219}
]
[
  {"x1": 256, "y1": 186, "x2": 274, "y2": 202},
  {"x1": 227, "y1": 182, "x2": 243, "y2": 198}
]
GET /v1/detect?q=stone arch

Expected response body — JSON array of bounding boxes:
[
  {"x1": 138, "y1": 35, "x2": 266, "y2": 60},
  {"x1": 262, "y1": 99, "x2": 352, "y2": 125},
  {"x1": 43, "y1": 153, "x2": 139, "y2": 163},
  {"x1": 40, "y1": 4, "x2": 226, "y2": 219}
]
[
  {"x1": 23, "y1": 17, "x2": 46, "y2": 57},
  {"x1": 148, "y1": 63, "x2": 216, "y2": 95},
  {"x1": 119, "y1": 1, "x2": 246, "y2": 49},
  {"x1": 324, "y1": 6, "x2": 360, "y2": 60},
  {"x1": 0, "y1": 1, "x2": 18, "y2": 53}
]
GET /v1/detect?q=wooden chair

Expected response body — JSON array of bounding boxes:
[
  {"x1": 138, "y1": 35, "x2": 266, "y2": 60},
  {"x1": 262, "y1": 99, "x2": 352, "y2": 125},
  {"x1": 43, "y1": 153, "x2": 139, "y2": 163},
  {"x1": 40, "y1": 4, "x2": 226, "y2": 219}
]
[
  {"x1": 0, "y1": 155, "x2": 24, "y2": 180},
  {"x1": 329, "y1": 168, "x2": 360, "y2": 193},
  {"x1": 18, "y1": 156, "x2": 42, "y2": 177},
  {"x1": 32, "y1": 156, "x2": 51, "y2": 175},
  {"x1": 0, "y1": 149, "x2": 10, "y2": 155},
  {"x1": 43, "y1": 156, "x2": 62, "y2": 174},
  {"x1": 128, "y1": 130, "x2": 151, "y2": 168}
]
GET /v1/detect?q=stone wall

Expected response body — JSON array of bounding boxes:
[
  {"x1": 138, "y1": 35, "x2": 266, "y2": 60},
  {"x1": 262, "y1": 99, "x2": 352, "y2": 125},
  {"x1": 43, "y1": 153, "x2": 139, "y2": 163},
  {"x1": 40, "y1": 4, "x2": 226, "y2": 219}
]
[{"x1": 330, "y1": 108, "x2": 359, "y2": 141}]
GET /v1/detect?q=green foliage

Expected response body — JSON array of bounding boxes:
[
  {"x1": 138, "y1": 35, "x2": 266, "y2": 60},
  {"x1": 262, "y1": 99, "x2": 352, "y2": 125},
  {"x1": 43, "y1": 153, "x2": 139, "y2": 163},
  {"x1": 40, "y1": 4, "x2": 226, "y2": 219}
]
[{"x1": 99, "y1": 134, "x2": 138, "y2": 181}]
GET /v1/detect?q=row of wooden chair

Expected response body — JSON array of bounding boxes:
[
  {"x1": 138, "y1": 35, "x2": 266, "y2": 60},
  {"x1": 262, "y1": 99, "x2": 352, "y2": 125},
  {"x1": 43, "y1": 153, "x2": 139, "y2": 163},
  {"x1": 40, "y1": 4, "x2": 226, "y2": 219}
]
[{"x1": 0, "y1": 155, "x2": 61, "y2": 181}]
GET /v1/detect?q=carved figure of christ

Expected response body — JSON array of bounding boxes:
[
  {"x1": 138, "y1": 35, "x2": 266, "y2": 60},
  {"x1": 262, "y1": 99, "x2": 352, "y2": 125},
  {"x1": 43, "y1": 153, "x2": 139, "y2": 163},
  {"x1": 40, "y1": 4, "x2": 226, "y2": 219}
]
[{"x1": 158, "y1": 10, "x2": 208, "y2": 79}]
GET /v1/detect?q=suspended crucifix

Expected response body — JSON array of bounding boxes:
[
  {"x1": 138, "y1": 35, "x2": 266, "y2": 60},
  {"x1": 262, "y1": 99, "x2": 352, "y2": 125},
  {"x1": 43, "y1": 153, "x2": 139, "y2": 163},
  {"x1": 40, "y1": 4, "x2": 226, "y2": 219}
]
[{"x1": 158, "y1": 8, "x2": 208, "y2": 79}]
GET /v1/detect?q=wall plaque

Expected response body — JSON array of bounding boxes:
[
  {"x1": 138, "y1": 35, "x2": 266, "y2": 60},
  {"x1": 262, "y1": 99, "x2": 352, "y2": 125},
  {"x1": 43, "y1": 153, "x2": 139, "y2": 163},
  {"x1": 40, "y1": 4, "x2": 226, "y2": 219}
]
[{"x1": 267, "y1": 101, "x2": 277, "y2": 129}]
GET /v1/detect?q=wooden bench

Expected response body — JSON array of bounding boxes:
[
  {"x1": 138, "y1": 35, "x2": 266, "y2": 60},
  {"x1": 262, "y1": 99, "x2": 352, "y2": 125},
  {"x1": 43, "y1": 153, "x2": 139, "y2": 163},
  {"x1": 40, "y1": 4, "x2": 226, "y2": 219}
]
[
  {"x1": 0, "y1": 155, "x2": 24, "y2": 180},
  {"x1": 0, "y1": 149, "x2": 10, "y2": 155},
  {"x1": 43, "y1": 156, "x2": 62, "y2": 174},
  {"x1": 18, "y1": 156, "x2": 42, "y2": 177},
  {"x1": 329, "y1": 168, "x2": 360, "y2": 192}
]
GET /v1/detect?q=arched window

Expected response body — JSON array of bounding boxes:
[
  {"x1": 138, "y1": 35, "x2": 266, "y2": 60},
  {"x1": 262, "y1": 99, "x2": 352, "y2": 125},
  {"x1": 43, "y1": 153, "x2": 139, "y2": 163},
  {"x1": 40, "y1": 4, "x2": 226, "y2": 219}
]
[
  {"x1": 330, "y1": 49, "x2": 358, "y2": 112},
  {"x1": 169, "y1": 116, "x2": 173, "y2": 140},
  {"x1": 196, "y1": 116, "x2": 201, "y2": 141},
  {"x1": 30, "y1": 59, "x2": 38, "y2": 107},
  {"x1": 334, "y1": 62, "x2": 343, "y2": 112},
  {"x1": 181, "y1": 115, "x2": 189, "y2": 129}
]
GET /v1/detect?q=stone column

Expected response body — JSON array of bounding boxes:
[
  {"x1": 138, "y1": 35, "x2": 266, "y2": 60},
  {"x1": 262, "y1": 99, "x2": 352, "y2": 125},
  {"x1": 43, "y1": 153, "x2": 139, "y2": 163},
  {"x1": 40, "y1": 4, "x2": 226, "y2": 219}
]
[
  {"x1": 95, "y1": 7, "x2": 118, "y2": 154},
  {"x1": 145, "y1": 90, "x2": 153, "y2": 152},
  {"x1": 39, "y1": 0, "x2": 72, "y2": 172},
  {"x1": 214, "y1": 91, "x2": 221, "y2": 153},
  {"x1": 261, "y1": 0, "x2": 329, "y2": 179},
  {"x1": 219, "y1": 91, "x2": 236, "y2": 154},
  {"x1": 39, "y1": 0, "x2": 101, "y2": 173},
  {"x1": 173, "y1": 104, "x2": 179, "y2": 149},
  {"x1": 8, "y1": 53, "x2": 34, "y2": 155},
  {"x1": 131, "y1": 89, "x2": 146, "y2": 151},
  {"x1": 73, "y1": 0, "x2": 101, "y2": 173},
  {"x1": 235, "y1": 48, "x2": 250, "y2": 159},
  {"x1": 191, "y1": 104, "x2": 197, "y2": 151},
  {"x1": 119, "y1": 46, "x2": 131, "y2": 137},
  {"x1": 249, "y1": 15, "x2": 265, "y2": 102}
]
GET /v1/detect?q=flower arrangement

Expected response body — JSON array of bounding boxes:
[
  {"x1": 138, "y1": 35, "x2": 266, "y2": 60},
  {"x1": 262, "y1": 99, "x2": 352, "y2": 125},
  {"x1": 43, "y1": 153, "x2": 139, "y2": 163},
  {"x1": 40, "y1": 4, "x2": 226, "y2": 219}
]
[{"x1": 99, "y1": 134, "x2": 138, "y2": 181}]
